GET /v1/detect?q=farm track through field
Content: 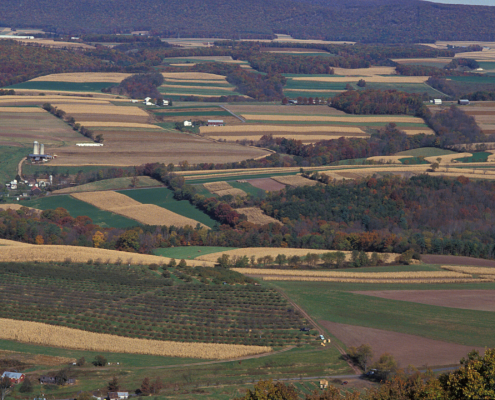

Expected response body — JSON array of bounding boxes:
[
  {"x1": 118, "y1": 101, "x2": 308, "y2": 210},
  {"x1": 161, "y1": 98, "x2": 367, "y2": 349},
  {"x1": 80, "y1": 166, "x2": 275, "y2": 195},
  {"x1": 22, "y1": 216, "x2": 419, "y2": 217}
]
[
  {"x1": 272, "y1": 286, "x2": 361, "y2": 375},
  {"x1": 221, "y1": 105, "x2": 245, "y2": 122},
  {"x1": 17, "y1": 157, "x2": 26, "y2": 180}
]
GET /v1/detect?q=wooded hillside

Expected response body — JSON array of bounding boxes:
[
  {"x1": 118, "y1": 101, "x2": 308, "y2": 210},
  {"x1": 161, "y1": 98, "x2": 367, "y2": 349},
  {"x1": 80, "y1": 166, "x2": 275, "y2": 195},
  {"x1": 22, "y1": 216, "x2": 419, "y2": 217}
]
[{"x1": 0, "y1": 0, "x2": 494, "y2": 43}]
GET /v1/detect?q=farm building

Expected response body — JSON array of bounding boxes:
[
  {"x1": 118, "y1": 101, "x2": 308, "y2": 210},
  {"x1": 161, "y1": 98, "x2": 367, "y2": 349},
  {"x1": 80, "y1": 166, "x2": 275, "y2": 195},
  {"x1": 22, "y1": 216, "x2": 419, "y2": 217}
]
[
  {"x1": 320, "y1": 379, "x2": 328, "y2": 389},
  {"x1": 40, "y1": 376, "x2": 57, "y2": 385},
  {"x1": 433, "y1": 99, "x2": 442, "y2": 105},
  {"x1": 207, "y1": 120, "x2": 224, "y2": 126},
  {"x1": 76, "y1": 143, "x2": 104, "y2": 147},
  {"x1": 458, "y1": 99, "x2": 470, "y2": 105},
  {"x1": 1, "y1": 372, "x2": 25, "y2": 384},
  {"x1": 108, "y1": 392, "x2": 128, "y2": 400},
  {"x1": 183, "y1": 120, "x2": 192, "y2": 127},
  {"x1": 28, "y1": 141, "x2": 52, "y2": 162}
]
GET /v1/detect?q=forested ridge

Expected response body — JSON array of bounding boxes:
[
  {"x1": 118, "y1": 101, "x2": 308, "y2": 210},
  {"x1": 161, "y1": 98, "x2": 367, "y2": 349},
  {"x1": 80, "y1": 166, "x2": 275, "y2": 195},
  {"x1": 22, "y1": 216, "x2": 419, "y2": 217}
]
[{"x1": 0, "y1": 0, "x2": 495, "y2": 43}]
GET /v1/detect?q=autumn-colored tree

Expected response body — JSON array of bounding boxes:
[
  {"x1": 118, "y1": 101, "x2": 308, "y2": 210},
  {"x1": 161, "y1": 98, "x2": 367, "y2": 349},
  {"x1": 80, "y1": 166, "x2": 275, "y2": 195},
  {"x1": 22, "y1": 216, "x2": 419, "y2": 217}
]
[
  {"x1": 108, "y1": 376, "x2": 119, "y2": 391},
  {"x1": 92, "y1": 231, "x2": 105, "y2": 248},
  {"x1": 140, "y1": 377, "x2": 150, "y2": 395},
  {"x1": 234, "y1": 379, "x2": 298, "y2": 400},
  {"x1": 348, "y1": 344, "x2": 373, "y2": 372},
  {"x1": 35, "y1": 235, "x2": 44, "y2": 245}
]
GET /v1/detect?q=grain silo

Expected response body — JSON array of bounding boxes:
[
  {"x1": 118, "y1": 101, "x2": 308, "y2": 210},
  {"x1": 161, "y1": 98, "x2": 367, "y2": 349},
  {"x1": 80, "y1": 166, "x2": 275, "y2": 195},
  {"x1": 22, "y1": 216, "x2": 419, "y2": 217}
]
[
  {"x1": 33, "y1": 141, "x2": 39, "y2": 155},
  {"x1": 39, "y1": 143, "x2": 45, "y2": 155}
]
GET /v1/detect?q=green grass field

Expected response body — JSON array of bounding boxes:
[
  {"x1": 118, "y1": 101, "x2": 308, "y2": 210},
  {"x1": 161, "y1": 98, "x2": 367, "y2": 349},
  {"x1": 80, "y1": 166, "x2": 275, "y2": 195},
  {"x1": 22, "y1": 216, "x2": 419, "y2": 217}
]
[
  {"x1": 284, "y1": 79, "x2": 349, "y2": 90},
  {"x1": 184, "y1": 171, "x2": 300, "y2": 185},
  {"x1": 22, "y1": 164, "x2": 136, "y2": 177},
  {"x1": 53, "y1": 176, "x2": 162, "y2": 194},
  {"x1": 159, "y1": 80, "x2": 233, "y2": 88},
  {"x1": 360, "y1": 82, "x2": 442, "y2": 96},
  {"x1": 154, "y1": 110, "x2": 231, "y2": 117},
  {"x1": 448, "y1": 75, "x2": 495, "y2": 83},
  {"x1": 117, "y1": 187, "x2": 217, "y2": 228},
  {"x1": 0, "y1": 145, "x2": 27, "y2": 184},
  {"x1": 21, "y1": 195, "x2": 139, "y2": 228},
  {"x1": 153, "y1": 246, "x2": 237, "y2": 260},
  {"x1": 272, "y1": 281, "x2": 495, "y2": 347},
  {"x1": 400, "y1": 157, "x2": 429, "y2": 165},
  {"x1": 396, "y1": 148, "x2": 457, "y2": 157},
  {"x1": 5, "y1": 81, "x2": 118, "y2": 92},
  {"x1": 229, "y1": 181, "x2": 265, "y2": 198},
  {"x1": 454, "y1": 152, "x2": 490, "y2": 163}
]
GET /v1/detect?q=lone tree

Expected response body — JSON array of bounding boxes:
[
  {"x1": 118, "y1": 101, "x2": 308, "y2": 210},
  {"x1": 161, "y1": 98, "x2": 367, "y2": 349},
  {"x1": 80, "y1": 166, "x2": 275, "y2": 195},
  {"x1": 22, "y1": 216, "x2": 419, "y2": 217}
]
[
  {"x1": 108, "y1": 376, "x2": 119, "y2": 391},
  {"x1": 348, "y1": 343, "x2": 374, "y2": 372},
  {"x1": 357, "y1": 79, "x2": 366, "y2": 87}
]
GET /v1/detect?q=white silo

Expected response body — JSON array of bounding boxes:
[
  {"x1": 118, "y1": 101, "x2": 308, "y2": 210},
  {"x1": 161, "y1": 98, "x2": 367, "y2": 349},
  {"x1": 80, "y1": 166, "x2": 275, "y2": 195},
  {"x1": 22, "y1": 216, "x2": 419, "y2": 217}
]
[
  {"x1": 40, "y1": 143, "x2": 45, "y2": 155},
  {"x1": 33, "y1": 141, "x2": 39, "y2": 155}
]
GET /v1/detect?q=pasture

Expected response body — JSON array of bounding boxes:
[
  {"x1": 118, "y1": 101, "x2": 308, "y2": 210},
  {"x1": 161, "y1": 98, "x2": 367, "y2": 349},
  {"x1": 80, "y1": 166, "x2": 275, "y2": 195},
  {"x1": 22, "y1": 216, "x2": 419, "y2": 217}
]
[
  {"x1": 71, "y1": 191, "x2": 207, "y2": 228},
  {"x1": 52, "y1": 176, "x2": 162, "y2": 194},
  {"x1": 153, "y1": 246, "x2": 237, "y2": 260}
]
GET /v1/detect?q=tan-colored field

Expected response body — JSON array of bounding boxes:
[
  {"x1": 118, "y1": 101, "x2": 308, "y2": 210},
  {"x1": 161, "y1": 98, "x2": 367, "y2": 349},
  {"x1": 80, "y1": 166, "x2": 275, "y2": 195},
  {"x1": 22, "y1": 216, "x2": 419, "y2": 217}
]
[
  {"x1": 0, "y1": 318, "x2": 271, "y2": 360},
  {"x1": 424, "y1": 153, "x2": 472, "y2": 163},
  {"x1": 392, "y1": 57, "x2": 452, "y2": 64},
  {"x1": 284, "y1": 89, "x2": 344, "y2": 93},
  {"x1": 161, "y1": 72, "x2": 227, "y2": 81},
  {"x1": 208, "y1": 134, "x2": 368, "y2": 143},
  {"x1": 0, "y1": 96, "x2": 112, "y2": 105},
  {"x1": 241, "y1": 114, "x2": 426, "y2": 123},
  {"x1": 224, "y1": 105, "x2": 346, "y2": 115},
  {"x1": 0, "y1": 107, "x2": 45, "y2": 113},
  {"x1": 1, "y1": 38, "x2": 94, "y2": 49},
  {"x1": 164, "y1": 78, "x2": 228, "y2": 84},
  {"x1": 196, "y1": 248, "x2": 398, "y2": 264},
  {"x1": 234, "y1": 268, "x2": 468, "y2": 279},
  {"x1": 0, "y1": 241, "x2": 213, "y2": 266},
  {"x1": 169, "y1": 63, "x2": 196, "y2": 67},
  {"x1": 237, "y1": 207, "x2": 281, "y2": 225},
  {"x1": 261, "y1": 277, "x2": 486, "y2": 283},
  {"x1": 441, "y1": 265, "x2": 495, "y2": 276},
  {"x1": 0, "y1": 350, "x2": 75, "y2": 367},
  {"x1": 367, "y1": 156, "x2": 413, "y2": 164},
  {"x1": 292, "y1": 76, "x2": 429, "y2": 83},
  {"x1": 203, "y1": 181, "x2": 247, "y2": 197},
  {"x1": 0, "y1": 204, "x2": 40, "y2": 213},
  {"x1": 271, "y1": 175, "x2": 319, "y2": 187},
  {"x1": 161, "y1": 84, "x2": 234, "y2": 91},
  {"x1": 401, "y1": 127, "x2": 436, "y2": 136},
  {"x1": 332, "y1": 67, "x2": 397, "y2": 76},
  {"x1": 167, "y1": 56, "x2": 246, "y2": 64},
  {"x1": 30, "y1": 73, "x2": 132, "y2": 83},
  {"x1": 71, "y1": 191, "x2": 206, "y2": 228},
  {"x1": 200, "y1": 124, "x2": 365, "y2": 134},
  {"x1": 53, "y1": 104, "x2": 149, "y2": 116},
  {"x1": 76, "y1": 122, "x2": 162, "y2": 129}
]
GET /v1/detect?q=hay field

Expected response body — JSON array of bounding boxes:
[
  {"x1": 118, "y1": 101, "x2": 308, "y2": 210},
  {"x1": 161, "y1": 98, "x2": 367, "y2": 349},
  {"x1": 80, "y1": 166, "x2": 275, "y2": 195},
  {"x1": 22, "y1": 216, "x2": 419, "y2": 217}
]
[
  {"x1": 0, "y1": 96, "x2": 113, "y2": 105},
  {"x1": 161, "y1": 72, "x2": 227, "y2": 81},
  {"x1": 392, "y1": 58, "x2": 452, "y2": 64},
  {"x1": 0, "y1": 241, "x2": 213, "y2": 266},
  {"x1": 0, "y1": 318, "x2": 271, "y2": 360},
  {"x1": 224, "y1": 105, "x2": 346, "y2": 115},
  {"x1": 161, "y1": 84, "x2": 234, "y2": 91},
  {"x1": 367, "y1": 156, "x2": 413, "y2": 164},
  {"x1": 292, "y1": 76, "x2": 429, "y2": 83},
  {"x1": 241, "y1": 114, "x2": 426, "y2": 123},
  {"x1": 237, "y1": 207, "x2": 281, "y2": 225},
  {"x1": 442, "y1": 266, "x2": 495, "y2": 276},
  {"x1": 204, "y1": 181, "x2": 247, "y2": 197},
  {"x1": 76, "y1": 122, "x2": 162, "y2": 129},
  {"x1": 332, "y1": 67, "x2": 397, "y2": 76},
  {"x1": 262, "y1": 276, "x2": 485, "y2": 283},
  {"x1": 3, "y1": 38, "x2": 94, "y2": 49},
  {"x1": 271, "y1": 175, "x2": 319, "y2": 187},
  {"x1": 401, "y1": 127, "x2": 436, "y2": 136},
  {"x1": 0, "y1": 204, "x2": 40, "y2": 212},
  {"x1": 208, "y1": 134, "x2": 368, "y2": 143},
  {"x1": 0, "y1": 107, "x2": 45, "y2": 113},
  {"x1": 53, "y1": 104, "x2": 149, "y2": 116},
  {"x1": 30, "y1": 73, "x2": 132, "y2": 83},
  {"x1": 200, "y1": 125, "x2": 365, "y2": 134},
  {"x1": 424, "y1": 153, "x2": 472, "y2": 163},
  {"x1": 71, "y1": 191, "x2": 206, "y2": 228},
  {"x1": 196, "y1": 248, "x2": 398, "y2": 264},
  {"x1": 53, "y1": 176, "x2": 161, "y2": 194}
]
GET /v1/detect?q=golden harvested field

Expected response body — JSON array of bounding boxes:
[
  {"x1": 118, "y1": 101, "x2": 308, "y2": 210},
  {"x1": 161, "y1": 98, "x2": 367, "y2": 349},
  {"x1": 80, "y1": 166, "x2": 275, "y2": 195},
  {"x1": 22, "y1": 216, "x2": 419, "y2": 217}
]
[
  {"x1": 271, "y1": 175, "x2": 319, "y2": 187},
  {"x1": 392, "y1": 58, "x2": 452, "y2": 64},
  {"x1": 161, "y1": 84, "x2": 234, "y2": 91},
  {"x1": 241, "y1": 114, "x2": 426, "y2": 123},
  {"x1": 30, "y1": 73, "x2": 132, "y2": 83},
  {"x1": 237, "y1": 207, "x2": 282, "y2": 225},
  {"x1": 0, "y1": 107, "x2": 45, "y2": 113},
  {"x1": 0, "y1": 318, "x2": 271, "y2": 360},
  {"x1": 164, "y1": 78, "x2": 228, "y2": 84},
  {"x1": 367, "y1": 156, "x2": 412, "y2": 164},
  {"x1": 2, "y1": 38, "x2": 94, "y2": 49},
  {"x1": 233, "y1": 268, "x2": 469, "y2": 279},
  {"x1": 196, "y1": 248, "x2": 399, "y2": 264},
  {"x1": 0, "y1": 96, "x2": 113, "y2": 105},
  {"x1": 161, "y1": 72, "x2": 227, "y2": 81},
  {"x1": 441, "y1": 266, "x2": 495, "y2": 275},
  {"x1": 0, "y1": 238, "x2": 32, "y2": 246},
  {"x1": 427, "y1": 170, "x2": 495, "y2": 180},
  {"x1": 169, "y1": 63, "x2": 196, "y2": 67},
  {"x1": 0, "y1": 242, "x2": 212, "y2": 266},
  {"x1": 76, "y1": 122, "x2": 162, "y2": 129},
  {"x1": 332, "y1": 67, "x2": 397, "y2": 76},
  {"x1": 53, "y1": 104, "x2": 149, "y2": 116},
  {"x1": 401, "y1": 127, "x2": 436, "y2": 136},
  {"x1": 71, "y1": 191, "x2": 206, "y2": 228},
  {"x1": 201, "y1": 125, "x2": 365, "y2": 134},
  {"x1": 204, "y1": 181, "x2": 247, "y2": 197},
  {"x1": 0, "y1": 204, "x2": 40, "y2": 212},
  {"x1": 262, "y1": 277, "x2": 486, "y2": 283},
  {"x1": 292, "y1": 76, "x2": 429, "y2": 83}
]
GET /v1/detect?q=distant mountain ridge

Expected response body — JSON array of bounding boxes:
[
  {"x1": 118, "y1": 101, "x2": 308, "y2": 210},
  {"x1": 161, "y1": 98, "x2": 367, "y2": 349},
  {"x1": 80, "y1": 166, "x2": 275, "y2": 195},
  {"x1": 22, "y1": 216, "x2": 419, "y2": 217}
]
[{"x1": 0, "y1": 0, "x2": 494, "y2": 43}]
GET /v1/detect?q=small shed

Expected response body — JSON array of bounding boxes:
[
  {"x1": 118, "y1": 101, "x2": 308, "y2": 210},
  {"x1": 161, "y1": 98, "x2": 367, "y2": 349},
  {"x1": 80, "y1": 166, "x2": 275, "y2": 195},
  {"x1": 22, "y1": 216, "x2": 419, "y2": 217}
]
[
  {"x1": 183, "y1": 120, "x2": 193, "y2": 127},
  {"x1": 458, "y1": 99, "x2": 470, "y2": 105},
  {"x1": 2, "y1": 372, "x2": 25, "y2": 384},
  {"x1": 207, "y1": 120, "x2": 224, "y2": 126},
  {"x1": 320, "y1": 379, "x2": 328, "y2": 389},
  {"x1": 108, "y1": 392, "x2": 128, "y2": 400},
  {"x1": 433, "y1": 99, "x2": 442, "y2": 105},
  {"x1": 40, "y1": 376, "x2": 57, "y2": 385}
]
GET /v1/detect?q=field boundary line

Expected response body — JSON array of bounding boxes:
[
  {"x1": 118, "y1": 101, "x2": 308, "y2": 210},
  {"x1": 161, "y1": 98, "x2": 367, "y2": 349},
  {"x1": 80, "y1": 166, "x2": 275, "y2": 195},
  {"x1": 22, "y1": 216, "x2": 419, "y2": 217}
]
[
  {"x1": 221, "y1": 105, "x2": 246, "y2": 122},
  {"x1": 273, "y1": 285, "x2": 361, "y2": 375}
]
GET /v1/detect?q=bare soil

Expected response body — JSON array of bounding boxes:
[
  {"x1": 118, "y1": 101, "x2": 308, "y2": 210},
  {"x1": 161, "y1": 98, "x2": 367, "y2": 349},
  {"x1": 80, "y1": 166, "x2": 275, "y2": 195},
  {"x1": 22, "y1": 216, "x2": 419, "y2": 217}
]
[
  {"x1": 319, "y1": 321, "x2": 484, "y2": 367},
  {"x1": 421, "y1": 255, "x2": 495, "y2": 267},
  {"x1": 70, "y1": 113, "x2": 150, "y2": 124},
  {"x1": 353, "y1": 290, "x2": 495, "y2": 312},
  {"x1": 247, "y1": 178, "x2": 286, "y2": 192}
]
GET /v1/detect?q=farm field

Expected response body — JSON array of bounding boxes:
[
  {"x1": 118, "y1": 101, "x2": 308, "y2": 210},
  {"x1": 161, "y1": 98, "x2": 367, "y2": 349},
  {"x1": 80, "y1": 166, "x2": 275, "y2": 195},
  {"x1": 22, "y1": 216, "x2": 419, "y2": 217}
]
[
  {"x1": 0, "y1": 145, "x2": 28, "y2": 183},
  {"x1": 0, "y1": 261, "x2": 309, "y2": 348},
  {"x1": 456, "y1": 102, "x2": 495, "y2": 134},
  {"x1": 272, "y1": 279, "x2": 495, "y2": 366},
  {"x1": 21, "y1": 194, "x2": 139, "y2": 228},
  {"x1": 203, "y1": 181, "x2": 247, "y2": 197},
  {"x1": 117, "y1": 187, "x2": 218, "y2": 228},
  {"x1": 236, "y1": 207, "x2": 281, "y2": 225},
  {"x1": 71, "y1": 191, "x2": 207, "y2": 228},
  {"x1": 52, "y1": 176, "x2": 161, "y2": 194},
  {"x1": 153, "y1": 246, "x2": 237, "y2": 260}
]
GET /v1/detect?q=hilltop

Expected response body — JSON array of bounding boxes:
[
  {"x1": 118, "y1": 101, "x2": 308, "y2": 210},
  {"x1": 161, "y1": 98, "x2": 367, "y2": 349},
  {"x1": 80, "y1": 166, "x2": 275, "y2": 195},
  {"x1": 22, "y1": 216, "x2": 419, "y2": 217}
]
[{"x1": 0, "y1": 0, "x2": 495, "y2": 42}]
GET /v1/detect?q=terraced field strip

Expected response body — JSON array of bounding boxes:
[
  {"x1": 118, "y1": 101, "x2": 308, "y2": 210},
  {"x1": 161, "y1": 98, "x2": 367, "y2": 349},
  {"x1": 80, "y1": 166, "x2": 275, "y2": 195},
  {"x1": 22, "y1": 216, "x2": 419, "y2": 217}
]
[
  {"x1": 241, "y1": 114, "x2": 425, "y2": 123},
  {"x1": 0, "y1": 107, "x2": 45, "y2": 113},
  {"x1": 271, "y1": 175, "x2": 319, "y2": 187},
  {"x1": 203, "y1": 181, "x2": 247, "y2": 197},
  {"x1": 292, "y1": 76, "x2": 430, "y2": 83},
  {"x1": 200, "y1": 124, "x2": 365, "y2": 134},
  {"x1": 29, "y1": 72, "x2": 131, "y2": 82},
  {"x1": 160, "y1": 72, "x2": 227, "y2": 81},
  {"x1": 0, "y1": 318, "x2": 270, "y2": 359},
  {"x1": 76, "y1": 122, "x2": 162, "y2": 129},
  {"x1": 53, "y1": 103, "x2": 149, "y2": 116},
  {"x1": 71, "y1": 191, "x2": 207, "y2": 228},
  {"x1": 197, "y1": 248, "x2": 398, "y2": 264}
]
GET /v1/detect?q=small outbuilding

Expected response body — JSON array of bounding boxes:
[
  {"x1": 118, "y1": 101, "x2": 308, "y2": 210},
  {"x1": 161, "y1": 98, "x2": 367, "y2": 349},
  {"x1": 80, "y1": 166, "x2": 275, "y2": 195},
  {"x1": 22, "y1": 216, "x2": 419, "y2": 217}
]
[
  {"x1": 458, "y1": 99, "x2": 470, "y2": 105},
  {"x1": 320, "y1": 379, "x2": 328, "y2": 389},
  {"x1": 108, "y1": 392, "x2": 128, "y2": 400},
  {"x1": 207, "y1": 120, "x2": 224, "y2": 126},
  {"x1": 433, "y1": 99, "x2": 442, "y2": 105},
  {"x1": 183, "y1": 120, "x2": 193, "y2": 127}
]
